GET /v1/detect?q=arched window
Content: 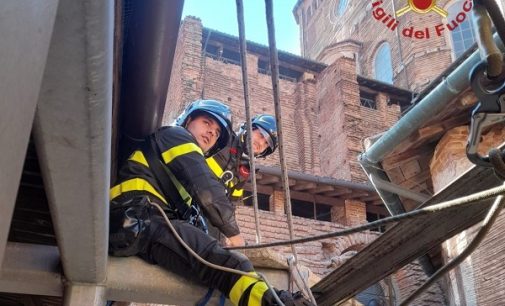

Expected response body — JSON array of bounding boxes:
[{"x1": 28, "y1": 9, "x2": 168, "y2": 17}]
[
  {"x1": 449, "y1": 1, "x2": 476, "y2": 58},
  {"x1": 336, "y1": 0, "x2": 348, "y2": 16},
  {"x1": 374, "y1": 43, "x2": 393, "y2": 84}
]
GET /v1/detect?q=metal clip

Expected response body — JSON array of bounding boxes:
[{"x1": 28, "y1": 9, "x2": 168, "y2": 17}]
[
  {"x1": 221, "y1": 170, "x2": 234, "y2": 185},
  {"x1": 467, "y1": 61, "x2": 505, "y2": 167}
]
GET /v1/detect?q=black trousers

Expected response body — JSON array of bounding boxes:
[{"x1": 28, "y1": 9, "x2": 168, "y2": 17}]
[{"x1": 110, "y1": 199, "x2": 254, "y2": 298}]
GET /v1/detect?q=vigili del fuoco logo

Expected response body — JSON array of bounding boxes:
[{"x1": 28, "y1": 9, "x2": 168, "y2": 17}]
[{"x1": 372, "y1": 0, "x2": 473, "y2": 39}]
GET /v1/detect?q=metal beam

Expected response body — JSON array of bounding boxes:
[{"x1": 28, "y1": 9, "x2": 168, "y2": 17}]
[
  {"x1": 32, "y1": 0, "x2": 113, "y2": 284},
  {"x1": 0, "y1": 0, "x2": 58, "y2": 268},
  {"x1": 107, "y1": 256, "x2": 288, "y2": 305},
  {"x1": 0, "y1": 243, "x2": 288, "y2": 306},
  {"x1": 63, "y1": 283, "x2": 106, "y2": 306},
  {"x1": 257, "y1": 165, "x2": 375, "y2": 192},
  {"x1": 0, "y1": 243, "x2": 62, "y2": 297},
  {"x1": 369, "y1": 174, "x2": 430, "y2": 203}
]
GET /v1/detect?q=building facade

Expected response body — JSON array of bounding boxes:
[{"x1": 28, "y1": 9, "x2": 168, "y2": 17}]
[{"x1": 164, "y1": 15, "x2": 448, "y2": 304}]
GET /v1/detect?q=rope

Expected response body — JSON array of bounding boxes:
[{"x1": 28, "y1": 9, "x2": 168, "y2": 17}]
[
  {"x1": 235, "y1": 0, "x2": 262, "y2": 244},
  {"x1": 288, "y1": 256, "x2": 317, "y2": 305},
  {"x1": 227, "y1": 183, "x2": 505, "y2": 250},
  {"x1": 264, "y1": 0, "x2": 298, "y2": 262},
  {"x1": 476, "y1": 0, "x2": 505, "y2": 46},
  {"x1": 472, "y1": 1, "x2": 503, "y2": 77},
  {"x1": 149, "y1": 201, "x2": 285, "y2": 306},
  {"x1": 399, "y1": 192, "x2": 505, "y2": 305}
]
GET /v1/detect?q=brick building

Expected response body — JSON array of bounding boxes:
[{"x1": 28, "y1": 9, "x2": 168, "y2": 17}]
[
  {"x1": 163, "y1": 14, "x2": 450, "y2": 304},
  {"x1": 291, "y1": 0, "x2": 505, "y2": 305}
]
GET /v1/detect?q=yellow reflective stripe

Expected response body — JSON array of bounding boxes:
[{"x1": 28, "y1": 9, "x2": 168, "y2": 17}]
[
  {"x1": 229, "y1": 272, "x2": 259, "y2": 306},
  {"x1": 231, "y1": 188, "x2": 243, "y2": 197},
  {"x1": 110, "y1": 178, "x2": 168, "y2": 205},
  {"x1": 248, "y1": 281, "x2": 269, "y2": 306},
  {"x1": 206, "y1": 156, "x2": 224, "y2": 177},
  {"x1": 162, "y1": 143, "x2": 203, "y2": 164},
  {"x1": 128, "y1": 150, "x2": 149, "y2": 167}
]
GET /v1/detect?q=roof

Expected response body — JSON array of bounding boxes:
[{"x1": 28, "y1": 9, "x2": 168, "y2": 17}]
[
  {"x1": 202, "y1": 27, "x2": 328, "y2": 73},
  {"x1": 357, "y1": 75, "x2": 415, "y2": 106}
]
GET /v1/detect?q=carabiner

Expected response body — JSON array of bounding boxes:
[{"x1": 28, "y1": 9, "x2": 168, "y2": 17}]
[
  {"x1": 466, "y1": 61, "x2": 505, "y2": 167},
  {"x1": 221, "y1": 170, "x2": 234, "y2": 185}
]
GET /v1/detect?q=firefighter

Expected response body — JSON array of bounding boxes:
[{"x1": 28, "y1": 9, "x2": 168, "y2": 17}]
[
  {"x1": 109, "y1": 100, "x2": 313, "y2": 306},
  {"x1": 205, "y1": 114, "x2": 278, "y2": 202}
]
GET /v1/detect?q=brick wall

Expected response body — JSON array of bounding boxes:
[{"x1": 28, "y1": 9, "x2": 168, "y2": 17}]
[
  {"x1": 430, "y1": 124, "x2": 505, "y2": 305},
  {"x1": 165, "y1": 15, "x2": 440, "y2": 305},
  {"x1": 236, "y1": 205, "x2": 379, "y2": 277},
  {"x1": 393, "y1": 262, "x2": 447, "y2": 305},
  {"x1": 164, "y1": 17, "x2": 321, "y2": 175},
  {"x1": 317, "y1": 57, "x2": 401, "y2": 182}
]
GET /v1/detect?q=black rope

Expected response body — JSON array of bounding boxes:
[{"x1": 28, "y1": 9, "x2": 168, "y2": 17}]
[{"x1": 226, "y1": 183, "x2": 505, "y2": 250}]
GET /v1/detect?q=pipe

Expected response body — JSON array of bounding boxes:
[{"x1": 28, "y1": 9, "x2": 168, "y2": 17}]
[
  {"x1": 361, "y1": 33, "x2": 505, "y2": 164},
  {"x1": 256, "y1": 165, "x2": 376, "y2": 192}
]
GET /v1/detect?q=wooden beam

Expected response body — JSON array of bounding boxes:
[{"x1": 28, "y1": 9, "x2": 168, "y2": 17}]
[
  {"x1": 312, "y1": 162, "x2": 503, "y2": 305},
  {"x1": 291, "y1": 181, "x2": 317, "y2": 191},
  {"x1": 344, "y1": 192, "x2": 370, "y2": 199},
  {"x1": 323, "y1": 188, "x2": 352, "y2": 197},
  {"x1": 307, "y1": 185, "x2": 335, "y2": 194},
  {"x1": 361, "y1": 195, "x2": 381, "y2": 202},
  {"x1": 257, "y1": 175, "x2": 280, "y2": 185}
]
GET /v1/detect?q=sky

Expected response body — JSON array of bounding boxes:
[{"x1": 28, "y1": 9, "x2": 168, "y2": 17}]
[{"x1": 182, "y1": 0, "x2": 301, "y2": 55}]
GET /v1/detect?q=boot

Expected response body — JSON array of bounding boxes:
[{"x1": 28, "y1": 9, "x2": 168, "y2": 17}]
[{"x1": 263, "y1": 289, "x2": 316, "y2": 306}]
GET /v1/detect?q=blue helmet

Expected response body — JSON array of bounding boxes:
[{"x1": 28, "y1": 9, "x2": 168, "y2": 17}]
[
  {"x1": 239, "y1": 114, "x2": 278, "y2": 158},
  {"x1": 175, "y1": 99, "x2": 233, "y2": 156}
]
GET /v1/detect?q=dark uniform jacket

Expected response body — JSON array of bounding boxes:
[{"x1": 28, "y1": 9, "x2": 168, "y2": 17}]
[
  {"x1": 110, "y1": 126, "x2": 240, "y2": 237},
  {"x1": 206, "y1": 133, "x2": 250, "y2": 201}
]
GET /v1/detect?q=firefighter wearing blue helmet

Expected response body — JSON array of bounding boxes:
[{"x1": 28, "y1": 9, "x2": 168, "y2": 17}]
[
  {"x1": 109, "y1": 99, "x2": 313, "y2": 306},
  {"x1": 206, "y1": 114, "x2": 278, "y2": 201}
]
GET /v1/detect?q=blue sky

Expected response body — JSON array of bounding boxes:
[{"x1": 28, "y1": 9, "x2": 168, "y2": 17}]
[{"x1": 182, "y1": 0, "x2": 301, "y2": 55}]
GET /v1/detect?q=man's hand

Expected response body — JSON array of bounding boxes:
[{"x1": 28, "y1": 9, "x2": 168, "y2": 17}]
[{"x1": 226, "y1": 234, "x2": 245, "y2": 247}]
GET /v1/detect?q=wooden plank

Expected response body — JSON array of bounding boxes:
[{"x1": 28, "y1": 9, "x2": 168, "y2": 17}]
[
  {"x1": 257, "y1": 175, "x2": 280, "y2": 185},
  {"x1": 307, "y1": 185, "x2": 335, "y2": 194},
  {"x1": 312, "y1": 164, "x2": 503, "y2": 305},
  {"x1": 291, "y1": 181, "x2": 317, "y2": 191}
]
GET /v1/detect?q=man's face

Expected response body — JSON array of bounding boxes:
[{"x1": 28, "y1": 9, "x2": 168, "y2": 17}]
[
  {"x1": 251, "y1": 128, "x2": 270, "y2": 156},
  {"x1": 186, "y1": 114, "x2": 222, "y2": 153}
]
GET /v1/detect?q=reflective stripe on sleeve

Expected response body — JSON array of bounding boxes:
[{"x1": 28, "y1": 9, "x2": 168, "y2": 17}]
[
  {"x1": 110, "y1": 177, "x2": 168, "y2": 205},
  {"x1": 229, "y1": 272, "x2": 259, "y2": 306},
  {"x1": 248, "y1": 281, "x2": 269, "y2": 306},
  {"x1": 161, "y1": 143, "x2": 203, "y2": 164}
]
